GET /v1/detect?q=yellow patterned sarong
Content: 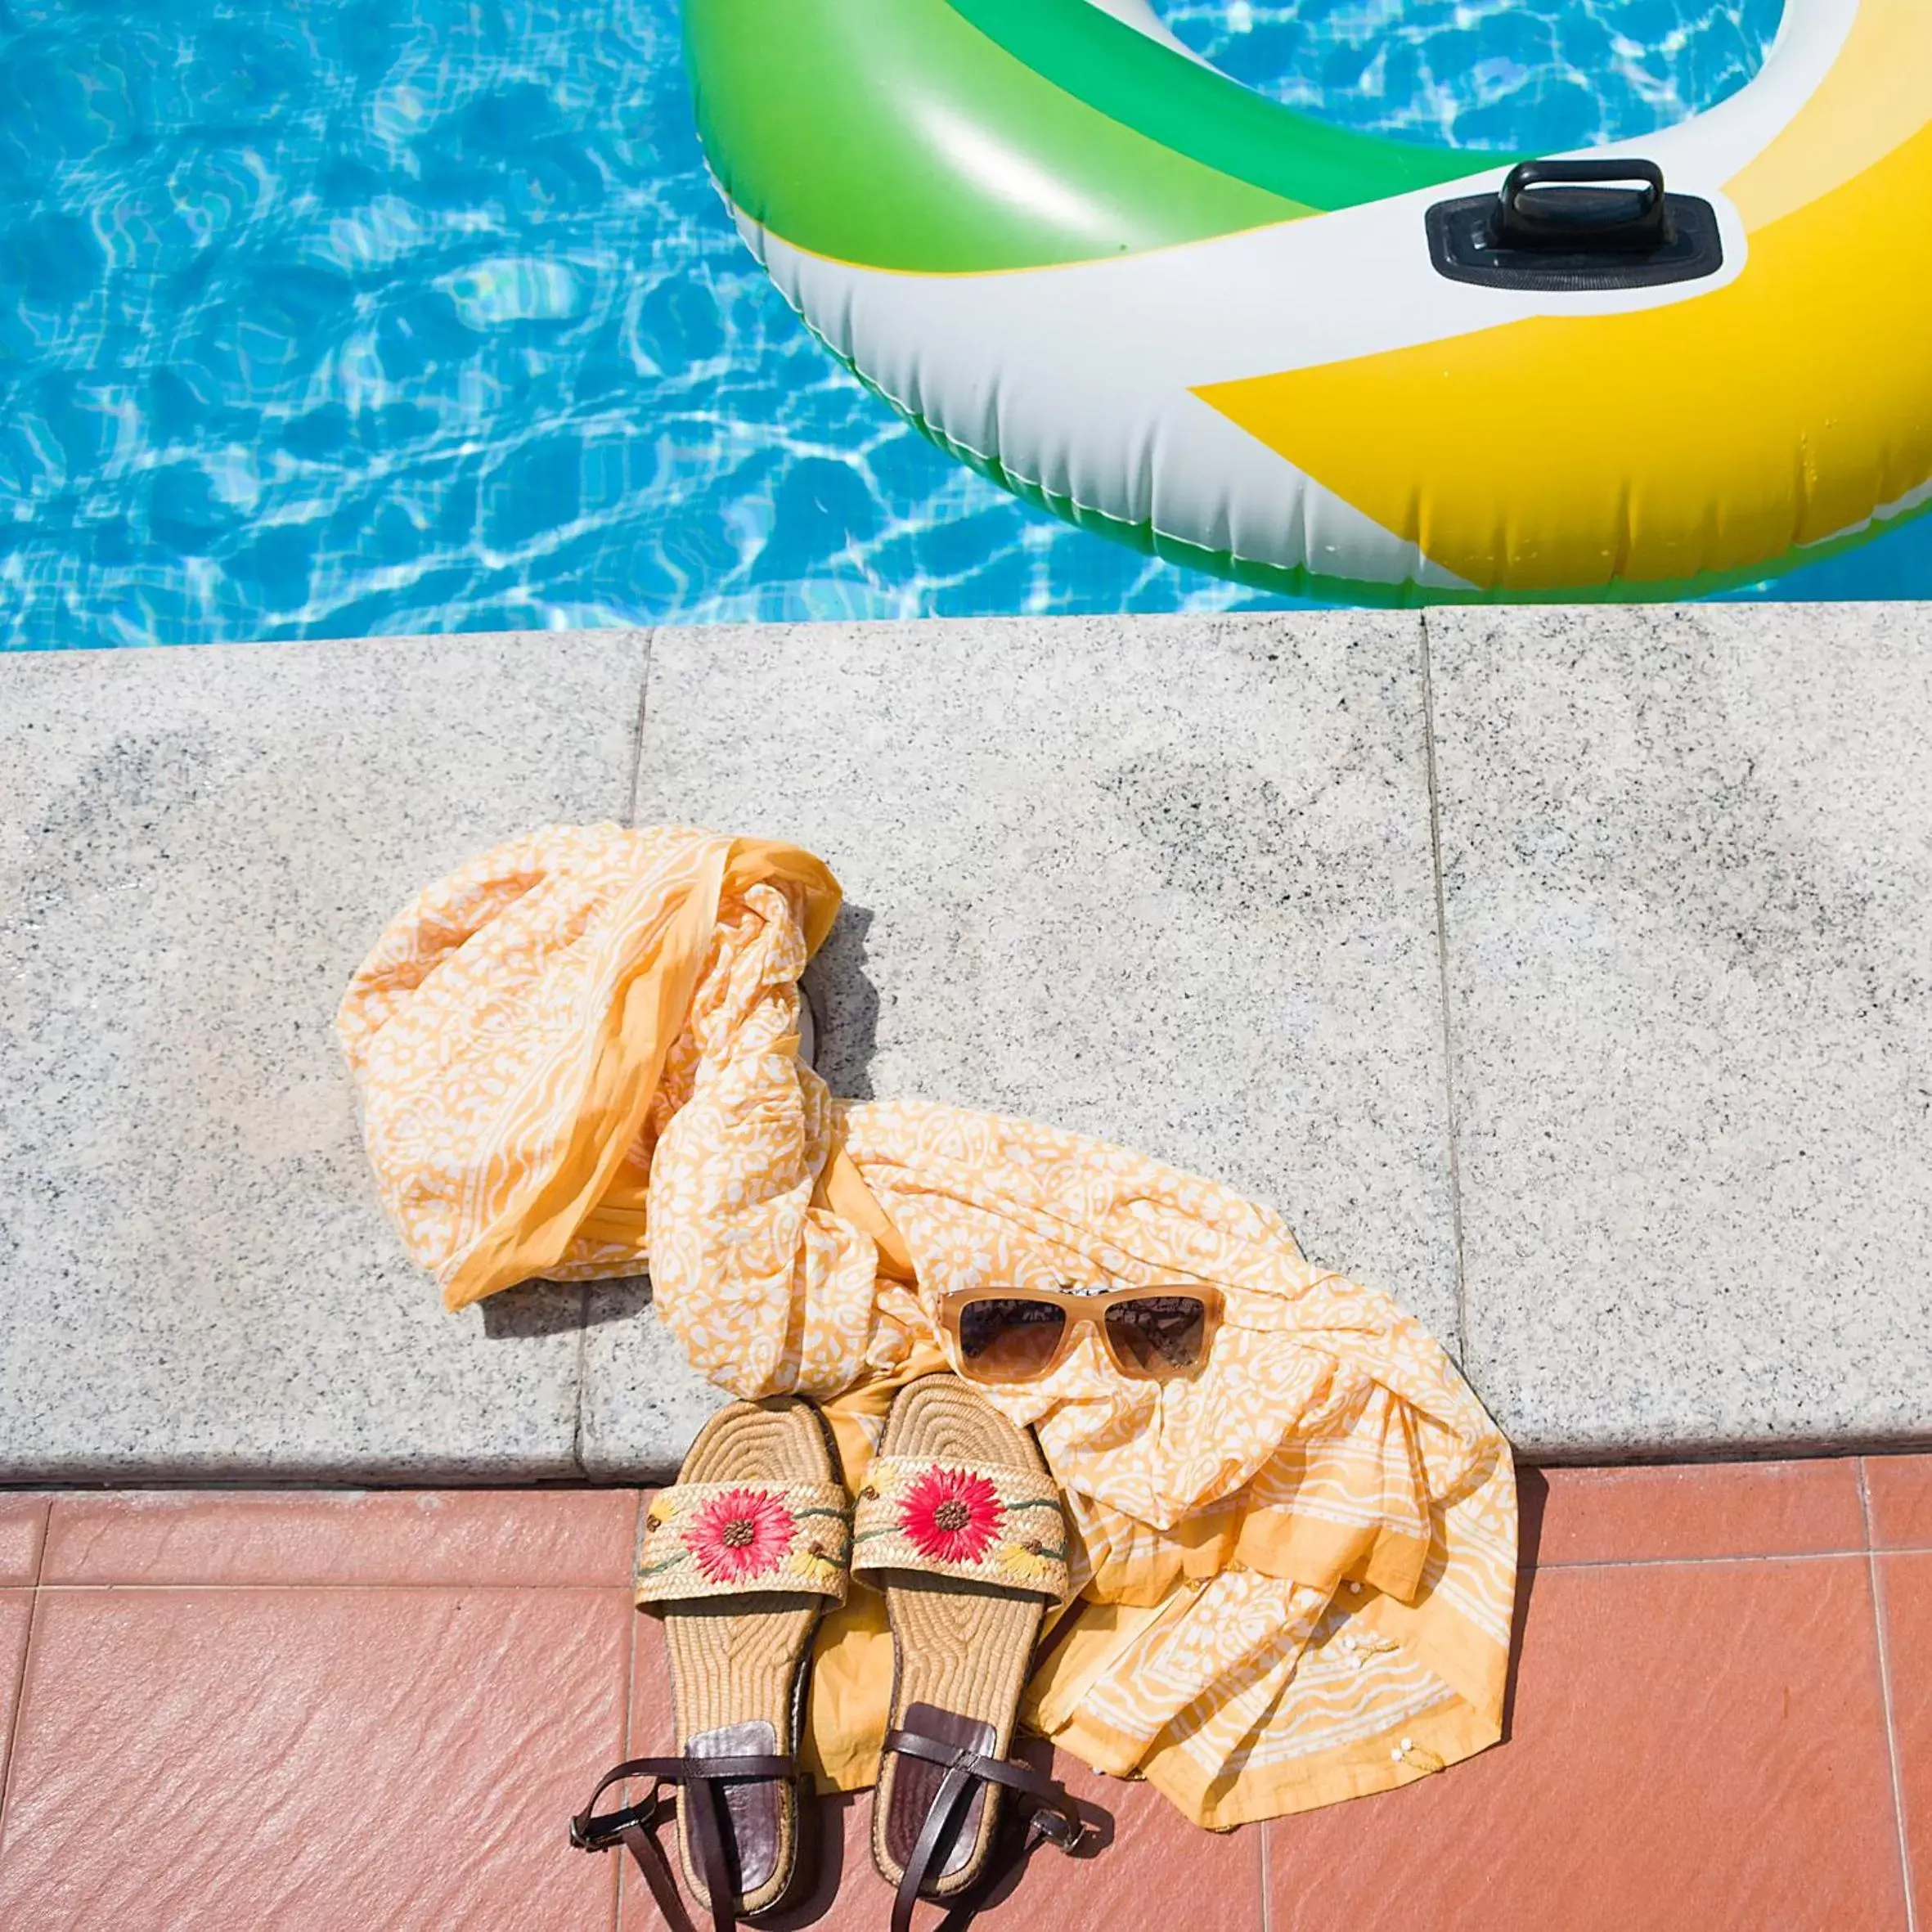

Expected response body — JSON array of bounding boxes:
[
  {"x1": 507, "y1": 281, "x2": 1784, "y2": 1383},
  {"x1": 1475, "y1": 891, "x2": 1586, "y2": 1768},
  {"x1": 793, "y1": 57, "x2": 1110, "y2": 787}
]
[{"x1": 339, "y1": 824, "x2": 1516, "y2": 1827}]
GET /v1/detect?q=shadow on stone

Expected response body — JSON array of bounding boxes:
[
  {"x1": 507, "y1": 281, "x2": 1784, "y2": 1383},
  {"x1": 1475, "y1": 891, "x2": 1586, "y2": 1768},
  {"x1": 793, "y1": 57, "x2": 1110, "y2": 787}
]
[
  {"x1": 583, "y1": 1275, "x2": 655, "y2": 1329},
  {"x1": 477, "y1": 1276, "x2": 661, "y2": 1340},
  {"x1": 803, "y1": 901, "x2": 881, "y2": 1100},
  {"x1": 478, "y1": 1279, "x2": 586, "y2": 1341}
]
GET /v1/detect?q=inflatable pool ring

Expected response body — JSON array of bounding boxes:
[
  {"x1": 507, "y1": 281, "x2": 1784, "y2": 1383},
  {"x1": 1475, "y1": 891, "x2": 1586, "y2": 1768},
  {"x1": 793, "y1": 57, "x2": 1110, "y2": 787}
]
[{"x1": 682, "y1": 0, "x2": 1932, "y2": 604}]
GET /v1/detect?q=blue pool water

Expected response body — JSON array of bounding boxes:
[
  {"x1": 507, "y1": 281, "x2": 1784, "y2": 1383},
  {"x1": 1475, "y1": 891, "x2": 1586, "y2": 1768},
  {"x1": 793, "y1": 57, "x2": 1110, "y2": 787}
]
[{"x1": 1, "y1": 0, "x2": 1919, "y2": 649}]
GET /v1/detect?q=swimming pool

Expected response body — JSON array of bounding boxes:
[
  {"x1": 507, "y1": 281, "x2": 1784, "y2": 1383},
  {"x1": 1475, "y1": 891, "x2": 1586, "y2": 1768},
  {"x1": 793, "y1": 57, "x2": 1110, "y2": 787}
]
[{"x1": 3, "y1": 0, "x2": 1917, "y2": 650}]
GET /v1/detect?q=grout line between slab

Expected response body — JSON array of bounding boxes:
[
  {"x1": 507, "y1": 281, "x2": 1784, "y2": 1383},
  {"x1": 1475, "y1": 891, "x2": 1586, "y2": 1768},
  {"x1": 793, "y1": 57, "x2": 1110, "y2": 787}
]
[
  {"x1": 626, "y1": 625, "x2": 661, "y2": 828},
  {"x1": 1256, "y1": 1815, "x2": 1272, "y2": 1932},
  {"x1": 0, "y1": 1539, "x2": 44, "y2": 1840},
  {"x1": 581, "y1": 622, "x2": 658, "y2": 1494},
  {"x1": 29, "y1": 1581, "x2": 638, "y2": 1595},
  {"x1": 1417, "y1": 611, "x2": 1469, "y2": 1367},
  {"x1": 613, "y1": 1502, "x2": 640, "y2": 1932},
  {"x1": 0, "y1": 1454, "x2": 1910, "y2": 1496},
  {"x1": 624, "y1": 627, "x2": 658, "y2": 830},
  {"x1": 30, "y1": 1547, "x2": 1921, "y2": 1590},
  {"x1": 1860, "y1": 1460, "x2": 1921, "y2": 1932},
  {"x1": 569, "y1": 1283, "x2": 593, "y2": 1483},
  {"x1": 1533, "y1": 1547, "x2": 1874, "y2": 1573},
  {"x1": 0, "y1": 1483, "x2": 646, "y2": 1496}
]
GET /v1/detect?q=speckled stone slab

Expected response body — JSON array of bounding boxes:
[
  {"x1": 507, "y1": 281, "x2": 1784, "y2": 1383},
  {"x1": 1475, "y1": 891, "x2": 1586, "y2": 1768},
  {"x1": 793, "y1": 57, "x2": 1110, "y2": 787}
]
[
  {"x1": 16, "y1": 607, "x2": 1917, "y2": 1481},
  {"x1": 585, "y1": 611, "x2": 1458, "y2": 1476},
  {"x1": 0, "y1": 631, "x2": 651, "y2": 1480},
  {"x1": 1430, "y1": 604, "x2": 1932, "y2": 1458}
]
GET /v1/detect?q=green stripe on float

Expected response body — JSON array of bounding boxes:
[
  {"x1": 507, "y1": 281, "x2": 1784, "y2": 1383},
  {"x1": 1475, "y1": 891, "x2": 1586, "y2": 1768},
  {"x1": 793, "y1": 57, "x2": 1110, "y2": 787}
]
[
  {"x1": 684, "y1": 0, "x2": 1314, "y2": 272},
  {"x1": 944, "y1": 0, "x2": 1508, "y2": 212}
]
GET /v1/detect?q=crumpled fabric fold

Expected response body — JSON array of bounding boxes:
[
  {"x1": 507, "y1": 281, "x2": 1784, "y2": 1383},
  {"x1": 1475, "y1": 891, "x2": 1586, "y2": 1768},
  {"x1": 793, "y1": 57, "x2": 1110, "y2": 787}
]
[{"x1": 339, "y1": 823, "x2": 1516, "y2": 1827}]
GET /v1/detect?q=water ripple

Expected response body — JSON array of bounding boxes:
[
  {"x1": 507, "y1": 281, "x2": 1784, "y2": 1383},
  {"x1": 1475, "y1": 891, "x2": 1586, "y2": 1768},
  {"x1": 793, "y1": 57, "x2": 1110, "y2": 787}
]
[{"x1": 0, "y1": 0, "x2": 1920, "y2": 649}]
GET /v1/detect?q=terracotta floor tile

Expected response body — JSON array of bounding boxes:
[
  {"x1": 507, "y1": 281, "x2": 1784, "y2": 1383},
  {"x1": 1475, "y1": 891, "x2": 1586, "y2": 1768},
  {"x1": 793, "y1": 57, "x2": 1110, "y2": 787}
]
[
  {"x1": 0, "y1": 1591, "x2": 33, "y2": 1801},
  {"x1": 41, "y1": 1487, "x2": 642, "y2": 1588},
  {"x1": 0, "y1": 1498, "x2": 50, "y2": 1588},
  {"x1": 620, "y1": 1612, "x2": 1262, "y2": 1932},
  {"x1": 1524, "y1": 1458, "x2": 1866, "y2": 1566},
  {"x1": 0, "y1": 1584, "x2": 631, "y2": 1930},
  {"x1": 1876, "y1": 1553, "x2": 1932, "y2": 1922},
  {"x1": 1866, "y1": 1456, "x2": 1932, "y2": 1552},
  {"x1": 627, "y1": 1607, "x2": 675, "y2": 1756},
  {"x1": 1266, "y1": 1556, "x2": 1907, "y2": 1932}
]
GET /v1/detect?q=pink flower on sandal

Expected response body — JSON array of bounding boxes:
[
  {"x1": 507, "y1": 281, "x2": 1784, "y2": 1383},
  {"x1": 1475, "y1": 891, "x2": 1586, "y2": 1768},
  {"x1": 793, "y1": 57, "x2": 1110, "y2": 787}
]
[
  {"x1": 898, "y1": 1466, "x2": 1004, "y2": 1566},
  {"x1": 685, "y1": 1488, "x2": 797, "y2": 1584}
]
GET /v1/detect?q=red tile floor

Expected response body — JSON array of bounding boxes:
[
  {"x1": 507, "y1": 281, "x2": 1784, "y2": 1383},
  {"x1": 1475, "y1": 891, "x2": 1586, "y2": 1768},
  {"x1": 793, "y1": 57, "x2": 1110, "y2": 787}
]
[{"x1": 2, "y1": 1457, "x2": 1930, "y2": 1930}]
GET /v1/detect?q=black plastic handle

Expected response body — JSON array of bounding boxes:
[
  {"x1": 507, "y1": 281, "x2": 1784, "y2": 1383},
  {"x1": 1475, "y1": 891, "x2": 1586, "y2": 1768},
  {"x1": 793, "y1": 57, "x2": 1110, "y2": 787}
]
[{"x1": 1493, "y1": 158, "x2": 1669, "y2": 252}]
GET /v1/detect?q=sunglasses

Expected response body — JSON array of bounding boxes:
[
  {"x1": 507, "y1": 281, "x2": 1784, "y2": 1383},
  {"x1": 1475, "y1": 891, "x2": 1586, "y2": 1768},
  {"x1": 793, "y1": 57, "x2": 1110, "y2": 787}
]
[{"x1": 940, "y1": 1283, "x2": 1224, "y2": 1386}]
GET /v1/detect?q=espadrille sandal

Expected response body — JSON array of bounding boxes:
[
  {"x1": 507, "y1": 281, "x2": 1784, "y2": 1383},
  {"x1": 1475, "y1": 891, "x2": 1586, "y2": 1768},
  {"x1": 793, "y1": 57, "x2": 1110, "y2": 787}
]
[
  {"x1": 572, "y1": 1398, "x2": 851, "y2": 1932},
  {"x1": 854, "y1": 1374, "x2": 1085, "y2": 1932}
]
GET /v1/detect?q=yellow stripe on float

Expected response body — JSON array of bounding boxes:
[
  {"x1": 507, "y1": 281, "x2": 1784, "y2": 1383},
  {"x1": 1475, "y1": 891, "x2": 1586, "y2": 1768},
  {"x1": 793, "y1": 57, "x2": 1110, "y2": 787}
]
[
  {"x1": 1727, "y1": 0, "x2": 1932, "y2": 231},
  {"x1": 1195, "y1": 115, "x2": 1932, "y2": 593}
]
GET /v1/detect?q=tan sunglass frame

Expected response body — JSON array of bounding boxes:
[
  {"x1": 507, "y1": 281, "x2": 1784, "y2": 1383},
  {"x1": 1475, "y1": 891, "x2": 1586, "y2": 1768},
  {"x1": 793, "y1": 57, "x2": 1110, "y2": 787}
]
[{"x1": 939, "y1": 1283, "x2": 1225, "y2": 1385}]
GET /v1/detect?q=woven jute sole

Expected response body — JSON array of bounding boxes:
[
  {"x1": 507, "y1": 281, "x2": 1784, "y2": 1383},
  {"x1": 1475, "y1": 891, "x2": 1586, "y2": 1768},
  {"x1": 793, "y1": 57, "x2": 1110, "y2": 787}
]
[
  {"x1": 870, "y1": 1375, "x2": 1052, "y2": 1905},
  {"x1": 661, "y1": 1396, "x2": 841, "y2": 1921}
]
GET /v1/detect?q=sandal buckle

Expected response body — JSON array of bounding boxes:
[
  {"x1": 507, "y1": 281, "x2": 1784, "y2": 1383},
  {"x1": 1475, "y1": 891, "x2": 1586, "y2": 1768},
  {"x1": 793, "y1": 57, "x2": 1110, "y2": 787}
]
[
  {"x1": 1034, "y1": 1804, "x2": 1086, "y2": 1853},
  {"x1": 570, "y1": 1795, "x2": 655, "y2": 1853}
]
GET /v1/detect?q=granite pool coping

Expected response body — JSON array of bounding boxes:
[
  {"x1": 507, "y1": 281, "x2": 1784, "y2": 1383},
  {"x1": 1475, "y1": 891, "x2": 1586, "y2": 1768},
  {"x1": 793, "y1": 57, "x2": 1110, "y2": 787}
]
[{"x1": 1, "y1": 606, "x2": 1927, "y2": 1480}]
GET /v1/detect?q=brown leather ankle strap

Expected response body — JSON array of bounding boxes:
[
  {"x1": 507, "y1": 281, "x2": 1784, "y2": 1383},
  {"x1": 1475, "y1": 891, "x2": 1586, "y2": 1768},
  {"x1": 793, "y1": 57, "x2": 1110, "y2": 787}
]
[
  {"x1": 881, "y1": 1726, "x2": 1085, "y2": 1932},
  {"x1": 570, "y1": 1752, "x2": 796, "y2": 1932}
]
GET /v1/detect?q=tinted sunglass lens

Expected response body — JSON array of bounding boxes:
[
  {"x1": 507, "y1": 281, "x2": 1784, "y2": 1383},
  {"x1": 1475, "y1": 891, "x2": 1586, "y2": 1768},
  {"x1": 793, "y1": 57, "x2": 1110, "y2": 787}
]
[
  {"x1": 1104, "y1": 1296, "x2": 1209, "y2": 1375},
  {"x1": 956, "y1": 1299, "x2": 1067, "y2": 1382}
]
